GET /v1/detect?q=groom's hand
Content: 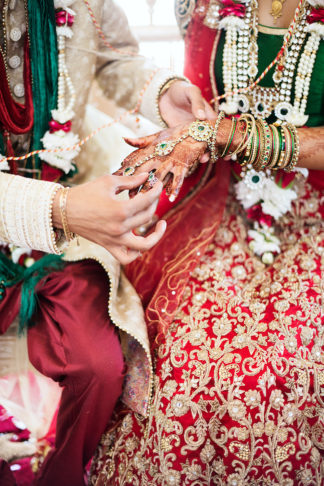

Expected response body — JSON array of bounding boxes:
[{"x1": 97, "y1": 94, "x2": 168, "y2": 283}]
[
  {"x1": 52, "y1": 173, "x2": 166, "y2": 265},
  {"x1": 159, "y1": 80, "x2": 217, "y2": 128}
]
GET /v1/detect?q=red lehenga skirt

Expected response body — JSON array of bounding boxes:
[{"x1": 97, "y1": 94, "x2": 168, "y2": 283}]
[{"x1": 91, "y1": 170, "x2": 324, "y2": 486}]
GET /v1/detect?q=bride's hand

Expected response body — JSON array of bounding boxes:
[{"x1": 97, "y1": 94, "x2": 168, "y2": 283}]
[{"x1": 114, "y1": 122, "x2": 210, "y2": 202}]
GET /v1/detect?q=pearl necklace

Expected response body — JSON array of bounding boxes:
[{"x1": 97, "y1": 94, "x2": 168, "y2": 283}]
[
  {"x1": 218, "y1": 0, "x2": 324, "y2": 127},
  {"x1": 210, "y1": 0, "x2": 324, "y2": 264}
]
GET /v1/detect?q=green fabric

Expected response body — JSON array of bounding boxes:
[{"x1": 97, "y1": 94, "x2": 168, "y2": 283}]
[
  {"x1": 215, "y1": 29, "x2": 324, "y2": 127},
  {"x1": 27, "y1": 0, "x2": 58, "y2": 177},
  {"x1": 0, "y1": 252, "x2": 65, "y2": 334}
]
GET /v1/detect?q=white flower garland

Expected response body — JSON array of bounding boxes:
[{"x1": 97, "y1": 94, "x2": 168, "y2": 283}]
[{"x1": 40, "y1": 0, "x2": 80, "y2": 174}]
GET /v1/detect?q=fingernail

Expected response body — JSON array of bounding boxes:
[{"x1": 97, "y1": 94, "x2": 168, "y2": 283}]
[{"x1": 197, "y1": 109, "x2": 205, "y2": 118}]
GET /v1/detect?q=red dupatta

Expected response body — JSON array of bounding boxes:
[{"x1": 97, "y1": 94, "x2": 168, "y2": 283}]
[{"x1": 125, "y1": 1, "x2": 231, "y2": 341}]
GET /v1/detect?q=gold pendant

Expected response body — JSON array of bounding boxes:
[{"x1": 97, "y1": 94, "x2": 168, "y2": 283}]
[{"x1": 270, "y1": 0, "x2": 285, "y2": 21}]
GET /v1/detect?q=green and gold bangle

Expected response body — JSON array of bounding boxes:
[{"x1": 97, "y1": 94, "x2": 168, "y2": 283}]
[
  {"x1": 261, "y1": 120, "x2": 272, "y2": 169},
  {"x1": 268, "y1": 125, "x2": 280, "y2": 169},
  {"x1": 276, "y1": 125, "x2": 286, "y2": 169},
  {"x1": 221, "y1": 117, "x2": 237, "y2": 158},
  {"x1": 281, "y1": 124, "x2": 292, "y2": 170}
]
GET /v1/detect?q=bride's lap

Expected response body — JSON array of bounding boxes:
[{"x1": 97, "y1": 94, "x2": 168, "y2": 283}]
[{"x1": 91, "y1": 181, "x2": 324, "y2": 486}]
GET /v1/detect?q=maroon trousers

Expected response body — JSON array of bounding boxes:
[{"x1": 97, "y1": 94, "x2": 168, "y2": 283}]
[{"x1": 0, "y1": 260, "x2": 125, "y2": 486}]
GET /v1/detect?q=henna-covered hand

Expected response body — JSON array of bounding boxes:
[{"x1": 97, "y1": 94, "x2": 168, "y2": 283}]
[{"x1": 114, "y1": 123, "x2": 211, "y2": 202}]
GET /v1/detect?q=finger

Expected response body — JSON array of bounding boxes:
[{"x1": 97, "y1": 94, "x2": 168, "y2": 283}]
[
  {"x1": 204, "y1": 100, "x2": 218, "y2": 121},
  {"x1": 186, "y1": 85, "x2": 207, "y2": 120},
  {"x1": 200, "y1": 152, "x2": 210, "y2": 163},
  {"x1": 124, "y1": 200, "x2": 159, "y2": 231},
  {"x1": 113, "y1": 172, "x2": 149, "y2": 191},
  {"x1": 125, "y1": 180, "x2": 163, "y2": 215},
  {"x1": 121, "y1": 220, "x2": 167, "y2": 252},
  {"x1": 154, "y1": 164, "x2": 174, "y2": 185},
  {"x1": 108, "y1": 245, "x2": 141, "y2": 265},
  {"x1": 124, "y1": 133, "x2": 157, "y2": 149},
  {"x1": 169, "y1": 171, "x2": 185, "y2": 202}
]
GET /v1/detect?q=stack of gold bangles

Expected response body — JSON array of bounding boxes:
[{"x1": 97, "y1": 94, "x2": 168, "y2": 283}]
[
  {"x1": 123, "y1": 112, "x2": 300, "y2": 176},
  {"x1": 221, "y1": 113, "x2": 300, "y2": 173}
]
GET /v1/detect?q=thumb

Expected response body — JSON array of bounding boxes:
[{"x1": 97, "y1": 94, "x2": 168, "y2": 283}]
[
  {"x1": 114, "y1": 172, "x2": 149, "y2": 192},
  {"x1": 186, "y1": 86, "x2": 207, "y2": 120},
  {"x1": 124, "y1": 133, "x2": 157, "y2": 149}
]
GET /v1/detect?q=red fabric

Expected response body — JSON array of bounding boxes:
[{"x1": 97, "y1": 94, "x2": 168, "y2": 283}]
[
  {"x1": 0, "y1": 461, "x2": 16, "y2": 486},
  {"x1": 0, "y1": 40, "x2": 34, "y2": 135},
  {"x1": 183, "y1": 1, "x2": 218, "y2": 103},
  {"x1": 126, "y1": 160, "x2": 230, "y2": 340},
  {"x1": 0, "y1": 260, "x2": 125, "y2": 486},
  {"x1": 40, "y1": 162, "x2": 63, "y2": 183}
]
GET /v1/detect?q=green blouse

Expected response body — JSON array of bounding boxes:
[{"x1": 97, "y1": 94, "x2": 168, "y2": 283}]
[{"x1": 215, "y1": 27, "x2": 324, "y2": 127}]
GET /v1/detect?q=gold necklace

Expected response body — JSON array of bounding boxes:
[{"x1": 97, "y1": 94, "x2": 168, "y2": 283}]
[{"x1": 270, "y1": 0, "x2": 286, "y2": 21}]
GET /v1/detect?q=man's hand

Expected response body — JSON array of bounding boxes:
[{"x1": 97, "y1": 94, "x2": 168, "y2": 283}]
[
  {"x1": 159, "y1": 80, "x2": 217, "y2": 127},
  {"x1": 53, "y1": 173, "x2": 166, "y2": 265}
]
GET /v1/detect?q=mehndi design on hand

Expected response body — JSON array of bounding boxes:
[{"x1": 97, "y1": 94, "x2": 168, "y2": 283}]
[{"x1": 114, "y1": 113, "x2": 225, "y2": 202}]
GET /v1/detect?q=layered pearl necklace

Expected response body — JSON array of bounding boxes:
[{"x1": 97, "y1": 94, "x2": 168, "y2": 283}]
[
  {"x1": 205, "y1": 0, "x2": 324, "y2": 264},
  {"x1": 218, "y1": 0, "x2": 324, "y2": 127}
]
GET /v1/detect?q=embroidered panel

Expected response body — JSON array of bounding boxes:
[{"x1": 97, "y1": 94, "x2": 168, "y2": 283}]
[{"x1": 91, "y1": 180, "x2": 324, "y2": 486}]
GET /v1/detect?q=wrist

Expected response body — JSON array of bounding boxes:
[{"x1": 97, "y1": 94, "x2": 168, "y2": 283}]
[{"x1": 216, "y1": 117, "x2": 243, "y2": 153}]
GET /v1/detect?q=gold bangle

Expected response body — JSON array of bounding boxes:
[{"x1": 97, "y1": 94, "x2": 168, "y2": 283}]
[
  {"x1": 220, "y1": 116, "x2": 236, "y2": 158},
  {"x1": 253, "y1": 119, "x2": 266, "y2": 172},
  {"x1": 276, "y1": 126, "x2": 287, "y2": 169},
  {"x1": 280, "y1": 124, "x2": 292, "y2": 170},
  {"x1": 268, "y1": 125, "x2": 280, "y2": 169},
  {"x1": 259, "y1": 119, "x2": 272, "y2": 170},
  {"x1": 233, "y1": 114, "x2": 256, "y2": 158},
  {"x1": 59, "y1": 187, "x2": 75, "y2": 243},
  {"x1": 285, "y1": 124, "x2": 300, "y2": 172},
  {"x1": 247, "y1": 121, "x2": 259, "y2": 168}
]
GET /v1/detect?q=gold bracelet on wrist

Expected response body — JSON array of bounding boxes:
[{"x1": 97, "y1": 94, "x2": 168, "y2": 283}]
[{"x1": 59, "y1": 187, "x2": 76, "y2": 243}]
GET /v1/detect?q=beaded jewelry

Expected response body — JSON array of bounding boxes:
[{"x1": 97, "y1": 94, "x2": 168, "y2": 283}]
[{"x1": 123, "y1": 113, "x2": 225, "y2": 176}]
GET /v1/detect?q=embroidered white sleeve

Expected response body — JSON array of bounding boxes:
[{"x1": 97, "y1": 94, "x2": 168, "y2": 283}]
[{"x1": 0, "y1": 173, "x2": 64, "y2": 254}]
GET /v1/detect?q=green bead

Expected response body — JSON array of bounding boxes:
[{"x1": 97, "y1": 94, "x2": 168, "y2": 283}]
[{"x1": 252, "y1": 175, "x2": 260, "y2": 183}]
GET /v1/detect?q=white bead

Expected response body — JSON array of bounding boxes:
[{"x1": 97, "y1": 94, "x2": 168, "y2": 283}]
[
  {"x1": 14, "y1": 83, "x2": 24, "y2": 97},
  {"x1": 10, "y1": 27, "x2": 21, "y2": 41},
  {"x1": 8, "y1": 55, "x2": 20, "y2": 69}
]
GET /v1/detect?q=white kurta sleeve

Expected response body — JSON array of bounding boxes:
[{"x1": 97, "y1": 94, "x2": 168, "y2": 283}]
[{"x1": 0, "y1": 172, "x2": 64, "y2": 254}]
